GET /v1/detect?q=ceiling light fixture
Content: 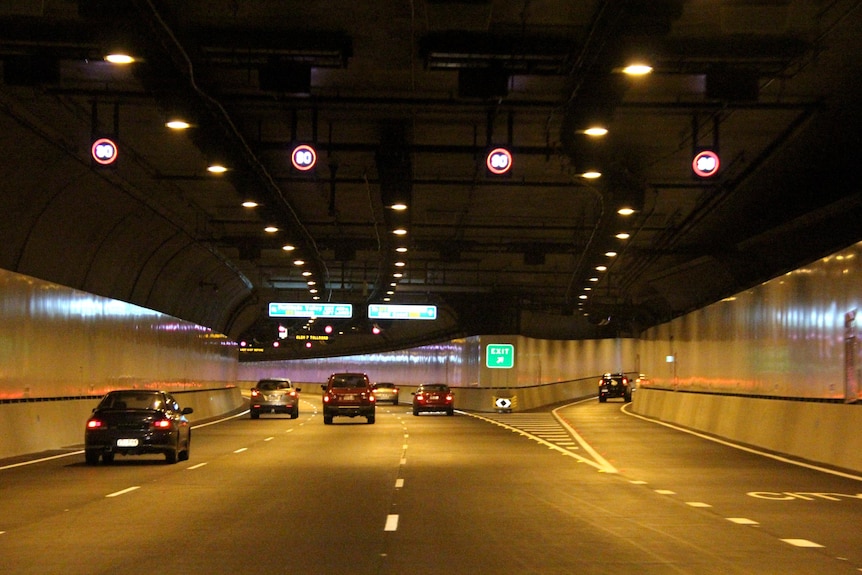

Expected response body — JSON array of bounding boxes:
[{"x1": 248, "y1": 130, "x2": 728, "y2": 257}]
[
  {"x1": 392, "y1": 228, "x2": 408, "y2": 236},
  {"x1": 605, "y1": 251, "x2": 618, "y2": 258},
  {"x1": 264, "y1": 226, "x2": 279, "y2": 233},
  {"x1": 622, "y1": 63, "x2": 653, "y2": 76},
  {"x1": 389, "y1": 202, "x2": 408, "y2": 211},
  {"x1": 281, "y1": 244, "x2": 295, "y2": 251},
  {"x1": 293, "y1": 259, "x2": 305, "y2": 266},
  {"x1": 395, "y1": 247, "x2": 408, "y2": 253},
  {"x1": 583, "y1": 126, "x2": 608, "y2": 137},
  {"x1": 394, "y1": 261, "x2": 406, "y2": 267},
  {"x1": 104, "y1": 53, "x2": 135, "y2": 65},
  {"x1": 242, "y1": 201, "x2": 259, "y2": 208},
  {"x1": 165, "y1": 119, "x2": 190, "y2": 130},
  {"x1": 207, "y1": 164, "x2": 228, "y2": 174},
  {"x1": 615, "y1": 232, "x2": 630, "y2": 240},
  {"x1": 595, "y1": 265, "x2": 607, "y2": 272},
  {"x1": 581, "y1": 171, "x2": 602, "y2": 179},
  {"x1": 617, "y1": 207, "x2": 635, "y2": 216}
]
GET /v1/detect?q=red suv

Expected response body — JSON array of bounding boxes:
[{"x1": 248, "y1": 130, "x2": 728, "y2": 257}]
[
  {"x1": 321, "y1": 372, "x2": 376, "y2": 424},
  {"x1": 412, "y1": 383, "x2": 454, "y2": 416}
]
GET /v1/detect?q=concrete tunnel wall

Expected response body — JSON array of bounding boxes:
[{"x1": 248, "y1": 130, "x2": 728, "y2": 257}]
[{"x1": 1, "y1": 242, "x2": 862, "y2": 472}]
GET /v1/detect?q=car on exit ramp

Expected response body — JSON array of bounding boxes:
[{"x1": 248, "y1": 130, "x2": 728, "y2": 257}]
[
  {"x1": 598, "y1": 373, "x2": 632, "y2": 403},
  {"x1": 412, "y1": 383, "x2": 454, "y2": 416},
  {"x1": 85, "y1": 390, "x2": 193, "y2": 465}
]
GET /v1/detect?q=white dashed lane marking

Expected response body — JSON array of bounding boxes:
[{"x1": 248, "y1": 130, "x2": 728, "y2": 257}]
[
  {"x1": 384, "y1": 514, "x2": 399, "y2": 531},
  {"x1": 106, "y1": 486, "x2": 140, "y2": 498},
  {"x1": 782, "y1": 539, "x2": 824, "y2": 548}
]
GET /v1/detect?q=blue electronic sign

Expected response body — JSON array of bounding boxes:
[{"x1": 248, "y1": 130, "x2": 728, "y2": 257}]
[
  {"x1": 268, "y1": 302, "x2": 353, "y2": 319},
  {"x1": 367, "y1": 304, "x2": 437, "y2": 320}
]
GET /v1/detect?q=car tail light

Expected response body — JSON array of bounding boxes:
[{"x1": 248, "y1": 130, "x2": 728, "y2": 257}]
[
  {"x1": 445, "y1": 394, "x2": 454, "y2": 402},
  {"x1": 415, "y1": 393, "x2": 425, "y2": 402},
  {"x1": 86, "y1": 418, "x2": 103, "y2": 429},
  {"x1": 152, "y1": 419, "x2": 172, "y2": 430},
  {"x1": 250, "y1": 389, "x2": 261, "y2": 398},
  {"x1": 289, "y1": 390, "x2": 297, "y2": 398},
  {"x1": 369, "y1": 394, "x2": 376, "y2": 403},
  {"x1": 323, "y1": 394, "x2": 331, "y2": 404}
]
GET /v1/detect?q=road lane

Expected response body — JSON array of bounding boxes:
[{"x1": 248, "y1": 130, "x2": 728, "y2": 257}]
[{"x1": 0, "y1": 397, "x2": 859, "y2": 574}]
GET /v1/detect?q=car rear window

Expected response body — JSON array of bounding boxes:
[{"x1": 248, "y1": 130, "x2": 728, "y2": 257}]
[
  {"x1": 102, "y1": 392, "x2": 162, "y2": 410},
  {"x1": 258, "y1": 380, "x2": 290, "y2": 391},
  {"x1": 331, "y1": 375, "x2": 367, "y2": 388},
  {"x1": 421, "y1": 384, "x2": 448, "y2": 392}
]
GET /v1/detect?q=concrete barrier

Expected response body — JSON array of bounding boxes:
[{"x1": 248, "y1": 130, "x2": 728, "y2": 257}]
[
  {"x1": 0, "y1": 387, "x2": 244, "y2": 461},
  {"x1": 633, "y1": 388, "x2": 862, "y2": 475}
]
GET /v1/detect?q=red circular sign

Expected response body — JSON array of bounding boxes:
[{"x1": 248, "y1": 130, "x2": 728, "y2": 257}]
[
  {"x1": 91, "y1": 137, "x2": 118, "y2": 166},
  {"x1": 692, "y1": 150, "x2": 720, "y2": 178},
  {"x1": 486, "y1": 147, "x2": 513, "y2": 175},
  {"x1": 291, "y1": 144, "x2": 317, "y2": 171}
]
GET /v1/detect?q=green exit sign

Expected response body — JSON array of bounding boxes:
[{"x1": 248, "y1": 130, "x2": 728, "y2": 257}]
[{"x1": 486, "y1": 344, "x2": 515, "y2": 369}]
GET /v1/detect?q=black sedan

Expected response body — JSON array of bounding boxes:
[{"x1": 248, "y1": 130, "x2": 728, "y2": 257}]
[{"x1": 85, "y1": 390, "x2": 193, "y2": 465}]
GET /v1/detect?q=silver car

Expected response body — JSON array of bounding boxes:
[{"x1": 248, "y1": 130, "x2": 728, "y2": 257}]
[
  {"x1": 250, "y1": 378, "x2": 301, "y2": 419},
  {"x1": 372, "y1": 382, "x2": 399, "y2": 405}
]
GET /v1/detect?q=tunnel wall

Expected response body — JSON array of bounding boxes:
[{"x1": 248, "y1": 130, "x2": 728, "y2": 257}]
[{"x1": 637, "y1": 241, "x2": 862, "y2": 401}]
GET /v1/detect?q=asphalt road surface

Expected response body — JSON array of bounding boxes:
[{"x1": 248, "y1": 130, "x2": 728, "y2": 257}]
[{"x1": 1, "y1": 395, "x2": 860, "y2": 574}]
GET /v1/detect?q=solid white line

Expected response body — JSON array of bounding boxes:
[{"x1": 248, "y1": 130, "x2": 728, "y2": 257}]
[
  {"x1": 106, "y1": 486, "x2": 140, "y2": 498},
  {"x1": 187, "y1": 462, "x2": 208, "y2": 470},
  {"x1": 552, "y1": 405, "x2": 619, "y2": 473},
  {"x1": 0, "y1": 450, "x2": 85, "y2": 471},
  {"x1": 384, "y1": 514, "x2": 399, "y2": 531},
  {"x1": 466, "y1": 412, "x2": 617, "y2": 473},
  {"x1": 621, "y1": 404, "x2": 862, "y2": 482}
]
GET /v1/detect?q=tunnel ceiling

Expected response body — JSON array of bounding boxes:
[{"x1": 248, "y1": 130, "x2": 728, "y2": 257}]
[{"x1": 1, "y1": 0, "x2": 861, "y2": 360}]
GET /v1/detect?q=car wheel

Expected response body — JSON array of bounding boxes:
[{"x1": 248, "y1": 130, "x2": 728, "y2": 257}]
[
  {"x1": 101, "y1": 452, "x2": 115, "y2": 464},
  {"x1": 291, "y1": 405, "x2": 299, "y2": 419},
  {"x1": 447, "y1": 408, "x2": 454, "y2": 416},
  {"x1": 367, "y1": 415, "x2": 375, "y2": 424},
  {"x1": 599, "y1": 396, "x2": 606, "y2": 403},
  {"x1": 250, "y1": 410, "x2": 260, "y2": 419},
  {"x1": 179, "y1": 434, "x2": 191, "y2": 461},
  {"x1": 85, "y1": 450, "x2": 100, "y2": 465},
  {"x1": 412, "y1": 406, "x2": 419, "y2": 416},
  {"x1": 324, "y1": 415, "x2": 333, "y2": 425},
  {"x1": 165, "y1": 440, "x2": 179, "y2": 464},
  {"x1": 624, "y1": 393, "x2": 632, "y2": 402}
]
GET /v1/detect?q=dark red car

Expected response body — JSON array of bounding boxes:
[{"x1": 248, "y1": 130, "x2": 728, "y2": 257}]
[
  {"x1": 412, "y1": 383, "x2": 454, "y2": 416},
  {"x1": 321, "y1": 372, "x2": 376, "y2": 424}
]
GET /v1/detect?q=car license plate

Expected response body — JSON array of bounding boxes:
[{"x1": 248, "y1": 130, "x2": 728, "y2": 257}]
[
  {"x1": 430, "y1": 394, "x2": 440, "y2": 400},
  {"x1": 343, "y1": 394, "x2": 356, "y2": 401},
  {"x1": 117, "y1": 438, "x2": 139, "y2": 447}
]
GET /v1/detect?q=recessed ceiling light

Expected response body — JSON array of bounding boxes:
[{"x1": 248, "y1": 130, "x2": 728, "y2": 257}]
[
  {"x1": 393, "y1": 272, "x2": 404, "y2": 278},
  {"x1": 390, "y1": 203, "x2": 408, "y2": 211},
  {"x1": 595, "y1": 265, "x2": 607, "y2": 271},
  {"x1": 581, "y1": 171, "x2": 602, "y2": 179},
  {"x1": 617, "y1": 207, "x2": 635, "y2": 216},
  {"x1": 579, "y1": 294, "x2": 588, "y2": 300},
  {"x1": 307, "y1": 281, "x2": 316, "y2": 286},
  {"x1": 394, "y1": 261, "x2": 406, "y2": 267},
  {"x1": 589, "y1": 277, "x2": 599, "y2": 282},
  {"x1": 207, "y1": 164, "x2": 228, "y2": 174},
  {"x1": 605, "y1": 251, "x2": 618, "y2": 257},
  {"x1": 622, "y1": 63, "x2": 653, "y2": 76},
  {"x1": 583, "y1": 126, "x2": 608, "y2": 137},
  {"x1": 302, "y1": 270, "x2": 312, "y2": 277},
  {"x1": 396, "y1": 247, "x2": 408, "y2": 253},
  {"x1": 165, "y1": 119, "x2": 190, "y2": 130},
  {"x1": 264, "y1": 226, "x2": 279, "y2": 233},
  {"x1": 104, "y1": 53, "x2": 135, "y2": 65},
  {"x1": 281, "y1": 244, "x2": 295, "y2": 251},
  {"x1": 293, "y1": 259, "x2": 305, "y2": 266},
  {"x1": 616, "y1": 232, "x2": 630, "y2": 240},
  {"x1": 392, "y1": 228, "x2": 408, "y2": 236},
  {"x1": 243, "y1": 201, "x2": 259, "y2": 208}
]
